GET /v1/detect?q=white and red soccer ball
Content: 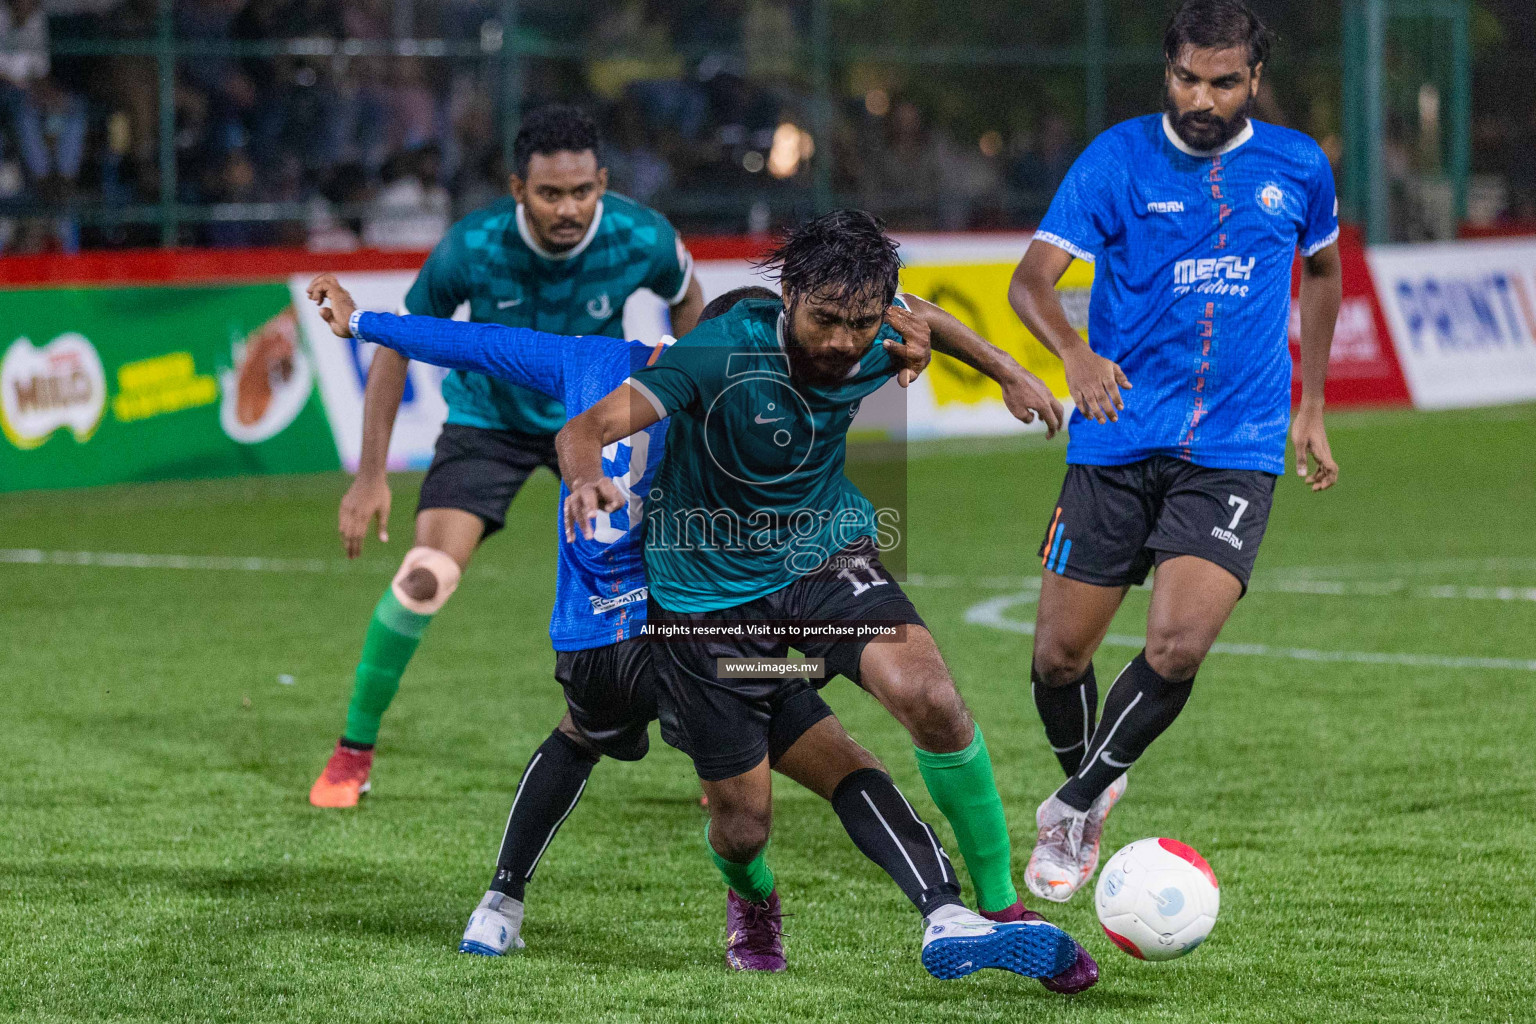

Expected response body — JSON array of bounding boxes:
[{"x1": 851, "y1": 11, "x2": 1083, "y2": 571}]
[{"x1": 1094, "y1": 837, "x2": 1219, "y2": 961}]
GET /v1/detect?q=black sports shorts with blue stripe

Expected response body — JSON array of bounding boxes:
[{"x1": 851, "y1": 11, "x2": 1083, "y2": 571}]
[{"x1": 1037, "y1": 456, "x2": 1277, "y2": 595}]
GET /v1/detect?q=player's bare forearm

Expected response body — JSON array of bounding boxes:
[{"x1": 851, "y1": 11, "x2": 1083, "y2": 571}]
[
  {"x1": 356, "y1": 347, "x2": 409, "y2": 480},
  {"x1": 904, "y1": 292, "x2": 1064, "y2": 435},
  {"x1": 670, "y1": 275, "x2": 705, "y2": 336},
  {"x1": 1297, "y1": 243, "x2": 1343, "y2": 404},
  {"x1": 1010, "y1": 239, "x2": 1131, "y2": 424},
  {"x1": 556, "y1": 384, "x2": 657, "y2": 541},
  {"x1": 309, "y1": 272, "x2": 399, "y2": 554},
  {"x1": 1009, "y1": 241, "x2": 1088, "y2": 361},
  {"x1": 555, "y1": 383, "x2": 660, "y2": 488},
  {"x1": 904, "y1": 293, "x2": 1017, "y2": 383},
  {"x1": 1291, "y1": 243, "x2": 1343, "y2": 492}
]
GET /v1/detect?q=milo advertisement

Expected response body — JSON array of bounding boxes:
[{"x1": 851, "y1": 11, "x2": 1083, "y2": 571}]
[{"x1": 0, "y1": 283, "x2": 338, "y2": 492}]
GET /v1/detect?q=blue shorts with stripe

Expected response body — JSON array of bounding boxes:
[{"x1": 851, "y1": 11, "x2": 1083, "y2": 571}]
[{"x1": 1037, "y1": 457, "x2": 1277, "y2": 594}]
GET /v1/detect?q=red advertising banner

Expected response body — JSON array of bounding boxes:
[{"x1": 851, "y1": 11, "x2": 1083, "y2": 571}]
[{"x1": 1289, "y1": 225, "x2": 1412, "y2": 407}]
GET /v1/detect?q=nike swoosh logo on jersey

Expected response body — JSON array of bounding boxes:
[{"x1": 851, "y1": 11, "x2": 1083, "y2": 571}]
[
  {"x1": 754, "y1": 414, "x2": 784, "y2": 424},
  {"x1": 497, "y1": 298, "x2": 523, "y2": 309}
]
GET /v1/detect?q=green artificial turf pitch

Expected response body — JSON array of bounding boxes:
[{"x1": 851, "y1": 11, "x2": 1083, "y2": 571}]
[{"x1": 2, "y1": 404, "x2": 1534, "y2": 1023}]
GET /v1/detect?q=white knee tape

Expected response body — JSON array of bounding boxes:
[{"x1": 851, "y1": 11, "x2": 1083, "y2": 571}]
[{"x1": 391, "y1": 547, "x2": 462, "y2": 614}]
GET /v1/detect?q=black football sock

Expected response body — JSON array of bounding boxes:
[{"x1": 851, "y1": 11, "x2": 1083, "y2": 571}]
[
  {"x1": 1032, "y1": 664, "x2": 1098, "y2": 776},
  {"x1": 831, "y1": 768, "x2": 964, "y2": 917},
  {"x1": 1056, "y1": 651, "x2": 1194, "y2": 813},
  {"x1": 488, "y1": 730, "x2": 599, "y2": 901}
]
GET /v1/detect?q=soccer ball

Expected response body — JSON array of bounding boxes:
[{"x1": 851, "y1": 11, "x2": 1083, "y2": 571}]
[{"x1": 1094, "y1": 837, "x2": 1219, "y2": 961}]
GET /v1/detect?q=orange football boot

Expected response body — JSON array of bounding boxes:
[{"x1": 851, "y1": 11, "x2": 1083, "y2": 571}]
[{"x1": 309, "y1": 742, "x2": 373, "y2": 808}]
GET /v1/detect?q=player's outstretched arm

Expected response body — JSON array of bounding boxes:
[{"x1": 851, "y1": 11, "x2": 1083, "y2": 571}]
[
  {"x1": 1009, "y1": 240, "x2": 1131, "y2": 425},
  {"x1": 307, "y1": 273, "x2": 402, "y2": 559},
  {"x1": 1293, "y1": 242, "x2": 1342, "y2": 492},
  {"x1": 555, "y1": 384, "x2": 661, "y2": 541},
  {"x1": 310, "y1": 272, "x2": 574, "y2": 403},
  {"x1": 899, "y1": 293, "x2": 1064, "y2": 438}
]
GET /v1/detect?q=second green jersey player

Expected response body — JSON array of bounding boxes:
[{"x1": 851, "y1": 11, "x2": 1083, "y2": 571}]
[{"x1": 311, "y1": 104, "x2": 704, "y2": 807}]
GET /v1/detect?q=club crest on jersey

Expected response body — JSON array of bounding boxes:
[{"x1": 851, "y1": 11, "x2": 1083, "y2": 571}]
[
  {"x1": 1255, "y1": 182, "x2": 1293, "y2": 217},
  {"x1": 586, "y1": 293, "x2": 613, "y2": 320}
]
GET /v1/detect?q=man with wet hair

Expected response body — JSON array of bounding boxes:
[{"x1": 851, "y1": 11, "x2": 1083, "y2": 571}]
[
  {"x1": 559, "y1": 211, "x2": 1099, "y2": 990},
  {"x1": 310, "y1": 275, "x2": 1079, "y2": 984}
]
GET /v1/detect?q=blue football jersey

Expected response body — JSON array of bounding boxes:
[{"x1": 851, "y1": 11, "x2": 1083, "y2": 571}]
[
  {"x1": 1035, "y1": 114, "x2": 1339, "y2": 474},
  {"x1": 352, "y1": 310, "x2": 665, "y2": 651}
]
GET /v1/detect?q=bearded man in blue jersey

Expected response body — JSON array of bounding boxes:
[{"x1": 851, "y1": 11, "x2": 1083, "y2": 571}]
[{"x1": 1007, "y1": 0, "x2": 1343, "y2": 903}]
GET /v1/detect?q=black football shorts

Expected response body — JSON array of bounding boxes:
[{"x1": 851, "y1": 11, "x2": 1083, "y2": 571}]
[
  {"x1": 554, "y1": 638, "x2": 658, "y2": 762},
  {"x1": 1038, "y1": 456, "x2": 1278, "y2": 593},
  {"x1": 649, "y1": 538, "x2": 926, "y2": 782},
  {"x1": 556, "y1": 637, "x2": 835, "y2": 767},
  {"x1": 417, "y1": 423, "x2": 562, "y2": 537}
]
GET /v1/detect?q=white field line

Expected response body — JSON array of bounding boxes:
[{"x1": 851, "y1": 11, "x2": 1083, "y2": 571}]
[
  {"x1": 0, "y1": 548, "x2": 394, "y2": 574},
  {"x1": 963, "y1": 592, "x2": 1536, "y2": 674},
  {"x1": 915, "y1": 555, "x2": 1536, "y2": 585},
  {"x1": 6, "y1": 547, "x2": 1533, "y2": 669},
  {"x1": 0, "y1": 548, "x2": 555, "y2": 582},
  {"x1": 4, "y1": 549, "x2": 1535, "y2": 603},
  {"x1": 1267, "y1": 556, "x2": 1536, "y2": 579},
  {"x1": 904, "y1": 572, "x2": 1536, "y2": 604}
]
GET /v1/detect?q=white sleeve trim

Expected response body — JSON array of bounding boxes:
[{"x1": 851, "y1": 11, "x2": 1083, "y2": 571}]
[
  {"x1": 665, "y1": 245, "x2": 695, "y2": 306},
  {"x1": 1033, "y1": 231, "x2": 1096, "y2": 264},
  {"x1": 1300, "y1": 226, "x2": 1341, "y2": 258},
  {"x1": 348, "y1": 309, "x2": 365, "y2": 339},
  {"x1": 623, "y1": 376, "x2": 668, "y2": 419}
]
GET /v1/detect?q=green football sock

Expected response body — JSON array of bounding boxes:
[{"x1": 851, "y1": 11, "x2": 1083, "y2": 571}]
[
  {"x1": 707, "y1": 825, "x2": 776, "y2": 902},
  {"x1": 342, "y1": 587, "x2": 433, "y2": 747},
  {"x1": 913, "y1": 726, "x2": 1019, "y2": 913}
]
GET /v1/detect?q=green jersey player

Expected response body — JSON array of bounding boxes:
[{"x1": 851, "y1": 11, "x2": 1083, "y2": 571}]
[
  {"x1": 311, "y1": 104, "x2": 704, "y2": 807},
  {"x1": 557, "y1": 212, "x2": 1099, "y2": 993}
]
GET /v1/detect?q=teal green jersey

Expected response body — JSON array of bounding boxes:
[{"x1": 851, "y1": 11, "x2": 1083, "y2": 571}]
[
  {"x1": 626, "y1": 297, "x2": 903, "y2": 612},
  {"x1": 404, "y1": 192, "x2": 693, "y2": 435}
]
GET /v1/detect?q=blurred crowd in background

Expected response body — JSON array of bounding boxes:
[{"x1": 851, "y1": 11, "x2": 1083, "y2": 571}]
[{"x1": 2, "y1": 0, "x2": 1535, "y2": 252}]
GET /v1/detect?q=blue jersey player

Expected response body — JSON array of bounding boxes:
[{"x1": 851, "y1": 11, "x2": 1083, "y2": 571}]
[
  {"x1": 1007, "y1": 0, "x2": 1342, "y2": 903},
  {"x1": 310, "y1": 105, "x2": 705, "y2": 808},
  {"x1": 307, "y1": 276, "x2": 1088, "y2": 985}
]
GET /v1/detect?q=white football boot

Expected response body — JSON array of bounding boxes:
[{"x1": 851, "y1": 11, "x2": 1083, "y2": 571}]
[
  {"x1": 1025, "y1": 795, "x2": 1088, "y2": 902},
  {"x1": 459, "y1": 891, "x2": 526, "y2": 956},
  {"x1": 1077, "y1": 773, "x2": 1128, "y2": 886},
  {"x1": 1026, "y1": 774, "x2": 1129, "y2": 902}
]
